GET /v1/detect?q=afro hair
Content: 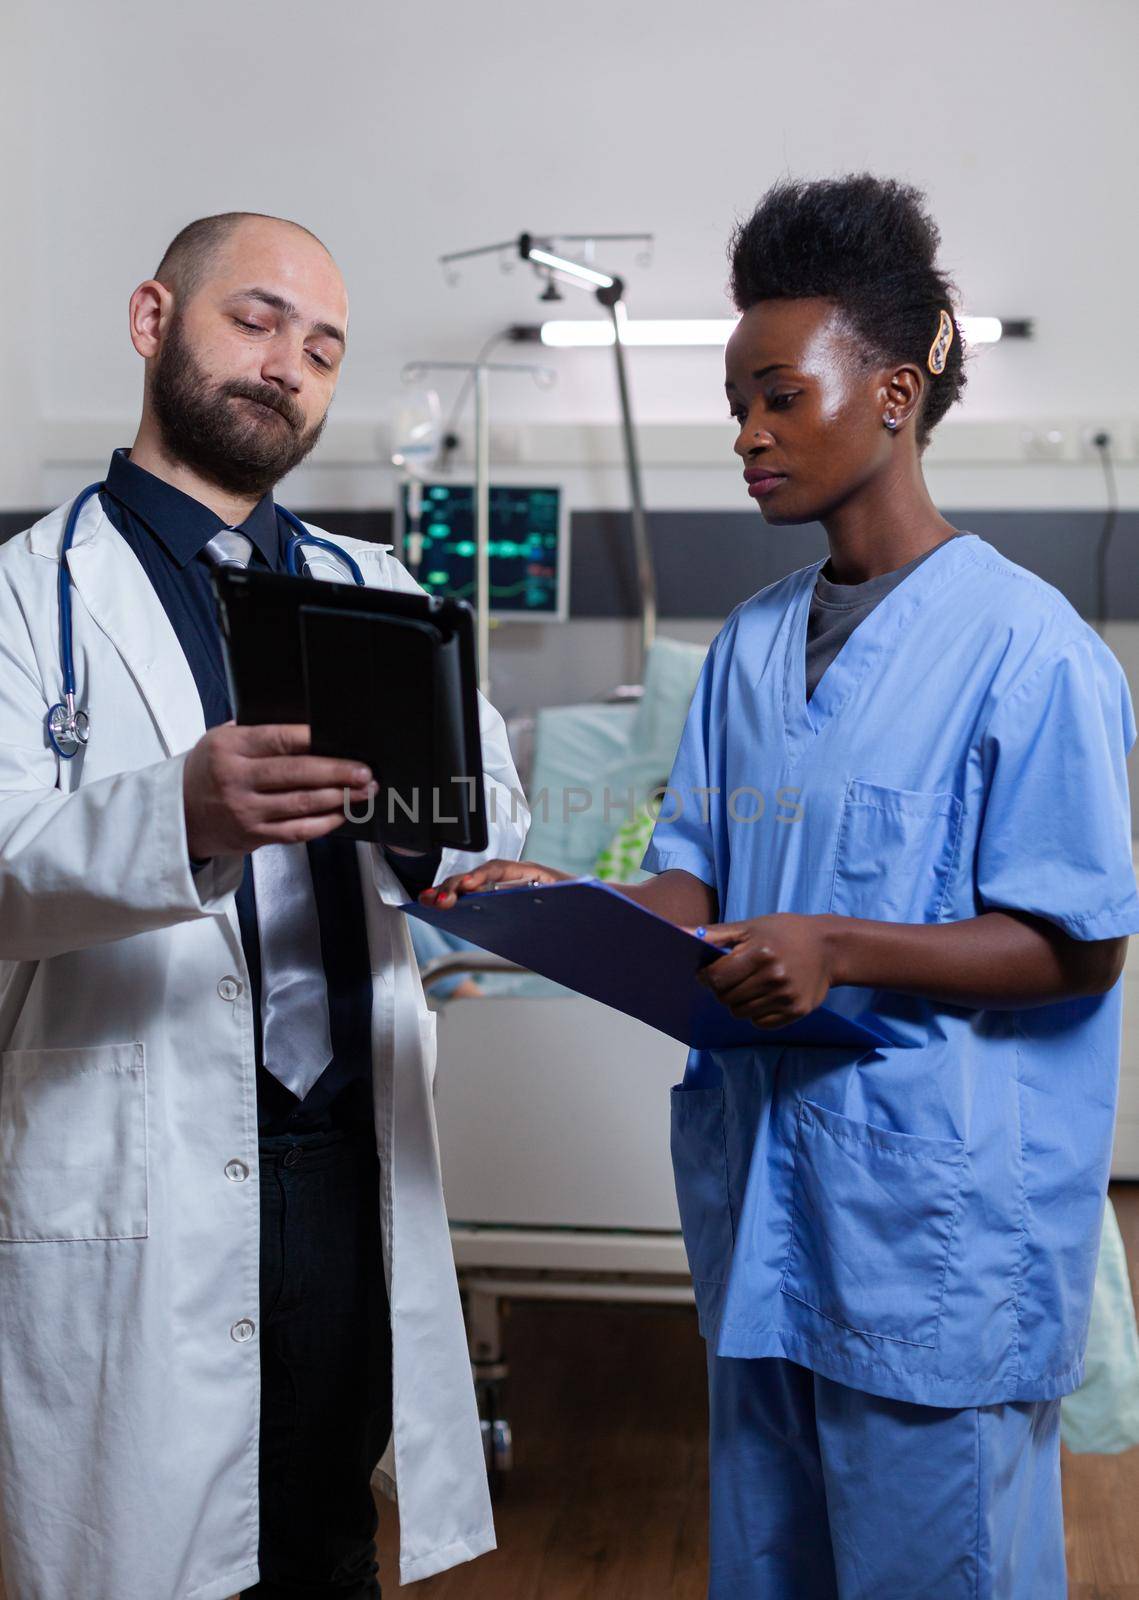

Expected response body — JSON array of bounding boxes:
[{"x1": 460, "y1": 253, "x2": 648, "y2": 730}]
[{"x1": 729, "y1": 175, "x2": 967, "y2": 446}]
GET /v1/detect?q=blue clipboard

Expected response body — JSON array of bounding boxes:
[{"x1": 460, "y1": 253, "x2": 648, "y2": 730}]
[{"x1": 403, "y1": 877, "x2": 901, "y2": 1052}]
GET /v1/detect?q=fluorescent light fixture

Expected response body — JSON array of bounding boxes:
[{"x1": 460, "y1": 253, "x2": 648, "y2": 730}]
[
  {"x1": 525, "y1": 247, "x2": 615, "y2": 291},
  {"x1": 958, "y1": 316, "x2": 1003, "y2": 345},
  {"x1": 541, "y1": 313, "x2": 1011, "y2": 349},
  {"x1": 540, "y1": 320, "x2": 617, "y2": 347}
]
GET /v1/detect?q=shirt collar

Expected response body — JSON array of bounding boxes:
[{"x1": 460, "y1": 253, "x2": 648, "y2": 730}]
[{"x1": 103, "y1": 447, "x2": 280, "y2": 568}]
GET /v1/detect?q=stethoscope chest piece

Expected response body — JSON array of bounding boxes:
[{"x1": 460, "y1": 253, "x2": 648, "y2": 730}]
[
  {"x1": 47, "y1": 697, "x2": 90, "y2": 759},
  {"x1": 50, "y1": 480, "x2": 104, "y2": 760}
]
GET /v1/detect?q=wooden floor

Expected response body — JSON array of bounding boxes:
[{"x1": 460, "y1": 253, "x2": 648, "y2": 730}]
[
  {"x1": 2, "y1": 1195, "x2": 1135, "y2": 1599},
  {"x1": 379, "y1": 1184, "x2": 1139, "y2": 1599},
  {"x1": 378, "y1": 1297, "x2": 711, "y2": 1599},
  {"x1": 1065, "y1": 1183, "x2": 1139, "y2": 1600}
]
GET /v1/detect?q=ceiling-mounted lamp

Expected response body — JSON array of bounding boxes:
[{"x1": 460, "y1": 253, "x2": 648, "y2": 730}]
[
  {"x1": 521, "y1": 239, "x2": 617, "y2": 292},
  {"x1": 438, "y1": 229, "x2": 660, "y2": 669}
]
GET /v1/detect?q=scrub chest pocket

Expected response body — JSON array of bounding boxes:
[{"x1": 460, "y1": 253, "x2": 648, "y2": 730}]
[
  {"x1": 781, "y1": 1099, "x2": 965, "y2": 1348},
  {"x1": 830, "y1": 779, "x2": 962, "y2": 924},
  {"x1": 0, "y1": 1042, "x2": 148, "y2": 1242}
]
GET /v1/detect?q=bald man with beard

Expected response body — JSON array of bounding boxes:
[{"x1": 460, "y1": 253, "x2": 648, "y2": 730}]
[{"x1": 0, "y1": 213, "x2": 526, "y2": 1600}]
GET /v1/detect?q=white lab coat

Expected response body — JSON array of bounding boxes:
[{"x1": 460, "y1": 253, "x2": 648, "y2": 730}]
[{"x1": 0, "y1": 495, "x2": 528, "y2": 1599}]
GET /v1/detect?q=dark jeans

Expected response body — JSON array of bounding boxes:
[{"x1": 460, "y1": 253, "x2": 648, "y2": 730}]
[{"x1": 241, "y1": 1127, "x2": 392, "y2": 1600}]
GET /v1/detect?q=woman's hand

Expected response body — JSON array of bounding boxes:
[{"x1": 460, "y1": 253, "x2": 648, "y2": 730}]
[
  {"x1": 696, "y1": 913, "x2": 836, "y2": 1029},
  {"x1": 421, "y1": 859, "x2": 571, "y2": 909}
]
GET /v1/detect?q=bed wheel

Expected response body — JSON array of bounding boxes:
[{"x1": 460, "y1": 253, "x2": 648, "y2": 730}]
[
  {"x1": 491, "y1": 1417, "x2": 513, "y2": 1473},
  {"x1": 477, "y1": 1379, "x2": 512, "y2": 1497}
]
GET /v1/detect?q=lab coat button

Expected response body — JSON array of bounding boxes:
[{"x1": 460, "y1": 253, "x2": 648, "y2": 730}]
[
  {"x1": 224, "y1": 1159, "x2": 249, "y2": 1183},
  {"x1": 230, "y1": 1319, "x2": 256, "y2": 1343},
  {"x1": 217, "y1": 976, "x2": 243, "y2": 1001}
]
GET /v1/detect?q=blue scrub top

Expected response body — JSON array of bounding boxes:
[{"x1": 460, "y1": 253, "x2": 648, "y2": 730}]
[{"x1": 644, "y1": 533, "x2": 1139, "y2": 1408}]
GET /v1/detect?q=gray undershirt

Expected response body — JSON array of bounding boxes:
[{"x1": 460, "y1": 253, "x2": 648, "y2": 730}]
[{"x1": 805, "y1": 538, "x2": 958, "y2": 702}]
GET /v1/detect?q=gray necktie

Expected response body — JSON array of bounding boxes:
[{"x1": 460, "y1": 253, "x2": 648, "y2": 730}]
[
  {"x1": 202, "y1": 529, "x2": 334, "y2": 1100},
  {"x1": 203, "y1": 529, "x2": 255, "y2": 570}
]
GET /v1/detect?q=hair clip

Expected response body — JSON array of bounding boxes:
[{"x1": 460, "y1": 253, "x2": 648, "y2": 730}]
[{"x1": 928, "y1": 309, "x2": 955, "y2": 375}]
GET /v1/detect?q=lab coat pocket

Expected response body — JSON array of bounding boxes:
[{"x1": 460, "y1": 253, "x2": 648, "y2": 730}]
[
  {"x1": 780, "y1": 1100, "x2": 964, "y2": 1348},
  {"x1": 0, "y1": 1042, "x2": 148, "y2": 1242},
  {"x1": 671, "y1": 1086, "x2": 734, "y2": 1292},
  {"x1": 829, "y1": 779, "x2": 962, "y2": 923}
]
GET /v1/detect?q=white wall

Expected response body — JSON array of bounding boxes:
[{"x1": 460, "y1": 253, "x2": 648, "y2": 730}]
[{"x1": 2, "y1": 0, "x2": 1138, "y2": 509}]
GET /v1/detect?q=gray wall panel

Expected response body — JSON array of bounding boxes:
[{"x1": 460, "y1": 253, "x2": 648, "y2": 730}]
[
  {"x1": 3, "y1": 505, "x2": 1134, "y2": 620},
  {"x1": 565, "y1": 509, "x2": 1138, "y2": 621}
]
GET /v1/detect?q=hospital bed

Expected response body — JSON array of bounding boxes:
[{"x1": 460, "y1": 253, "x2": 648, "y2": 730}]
[
  {"x1": 430, "y1": 983, "x2": 690, "y2": 1479},
  {"x1": 426, "y1": 646, "x2": 1139, "y2": 1477},
  {"x1": 1113, "y1": 844, "x2": 1139, "y2": 1176},
  {"x1": 426, "y1": 640, "x2": 703, "y2": 1476}
]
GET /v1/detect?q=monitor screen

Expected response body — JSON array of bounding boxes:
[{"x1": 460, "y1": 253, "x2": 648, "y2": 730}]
[{"x1": 397, "y1": 483, "x2": 569, "y2": 620}]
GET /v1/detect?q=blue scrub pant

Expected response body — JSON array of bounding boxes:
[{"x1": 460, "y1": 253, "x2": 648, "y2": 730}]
[{"x1": 708, "y1": 1353, "x2": 1065, "y2": 1599}]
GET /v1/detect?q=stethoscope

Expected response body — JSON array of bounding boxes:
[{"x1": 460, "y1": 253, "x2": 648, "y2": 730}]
[{"x1": 48, "y1": 484, "x2": 367, "y2": 758}]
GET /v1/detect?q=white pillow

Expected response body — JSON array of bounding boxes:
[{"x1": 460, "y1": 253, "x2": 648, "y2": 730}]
[{"x1": 522, "y1": 701, "x2": 642, "y2": 877}]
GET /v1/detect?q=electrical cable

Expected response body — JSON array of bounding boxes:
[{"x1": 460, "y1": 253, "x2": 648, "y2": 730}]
[{"x1": 1092, "y1": 431, "x2": 1118, "y2": 638}]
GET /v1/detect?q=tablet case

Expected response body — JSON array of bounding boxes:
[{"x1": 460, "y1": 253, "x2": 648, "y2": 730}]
[{"x1": 211, "y1": 567, "x2": 486, "y2": 850}]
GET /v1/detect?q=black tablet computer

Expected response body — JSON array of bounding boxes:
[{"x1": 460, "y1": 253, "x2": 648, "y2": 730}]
[{"x1": 211, "y1": 567, "x2": 487, "y2": 853}]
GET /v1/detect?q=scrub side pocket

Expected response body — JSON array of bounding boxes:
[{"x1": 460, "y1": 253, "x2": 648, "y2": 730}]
[
  {"x1": 780, "y1": 1099, "x2": 965, "y2": 1348},
  {"x1": 0, "y1": 1042, "x2": 148, "y2": 1242},
  {"x1": 671, "y1": 1085, "x2": 734, "y2": 1331},
  {"x1": 830, "y1": 779, "x2": 962, "y2": 923}
]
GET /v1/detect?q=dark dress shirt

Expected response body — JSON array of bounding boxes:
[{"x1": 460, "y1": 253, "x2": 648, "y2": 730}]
[{"x1": 99, "y1": 447, "x2": 431, "y2": 1133}]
